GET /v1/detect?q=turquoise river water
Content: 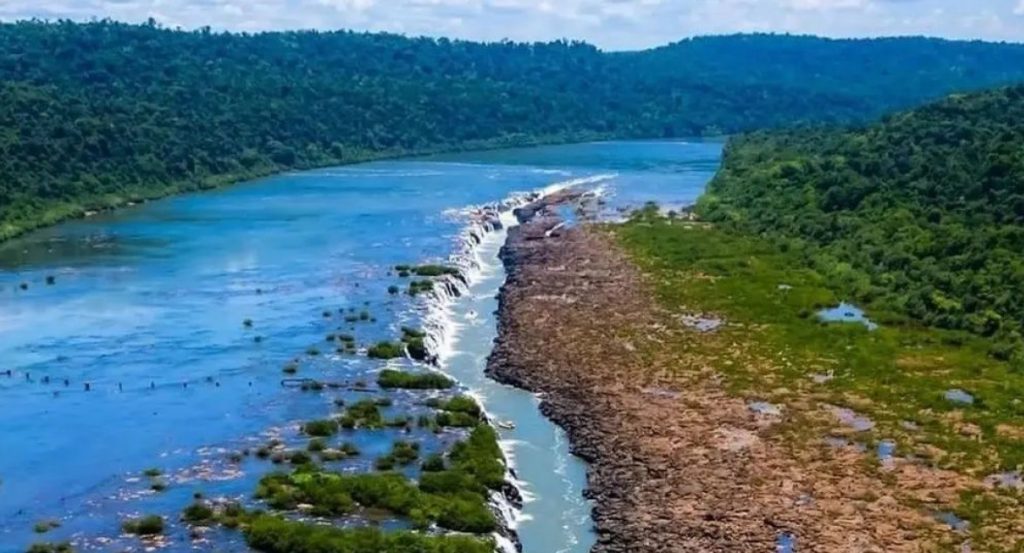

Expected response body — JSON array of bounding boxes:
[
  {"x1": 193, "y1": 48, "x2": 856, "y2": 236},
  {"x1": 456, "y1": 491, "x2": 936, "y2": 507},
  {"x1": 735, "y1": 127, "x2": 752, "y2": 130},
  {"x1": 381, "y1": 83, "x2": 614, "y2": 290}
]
[{"x1": 0, "y1": 140, "x2": 721, "y2": 552}]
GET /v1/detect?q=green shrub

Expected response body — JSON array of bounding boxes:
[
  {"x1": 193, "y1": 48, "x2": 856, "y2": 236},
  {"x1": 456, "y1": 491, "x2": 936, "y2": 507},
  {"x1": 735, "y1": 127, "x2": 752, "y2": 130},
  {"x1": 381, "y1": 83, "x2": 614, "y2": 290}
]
[
  {"x1": 182, "y1": 502, "x2": 215, "y2": 524},
  {"x1": 378, "y1": 369, "x2": 453, "y2": 390},
  {"x1": 122, "y1": 515, "x2": 164, "y2": 536},
  {"x1": 401, "y1": 327, "x2": 427, "y2": 339},
  {"x1": 242, "y1": 515, "x2": 494, "y2": 553},
  {"x1": 367, "y1": 341, "x2": 404, "y2": 359},
  {"x1": 289, "y1": 450, "x2": 313, "y2": 465},
  {"x1": 449, "y1": 426, "x2": 505, "y2": 490},
  {"x1": 390, "y1": 441, "x2": 420, "y2": 465},
  {"x1": 387, "y1": 285, "x2": 400, "y2": 295},
  {"x1": 435, "y1": 412, "x2": 478, "y2": 428},
  {"x1": 26, "y1": 543, "x2": 73, "y2": 553},
  {"x1": 430, "y1": 395, "x2": 482, "y2": 419},
  {"x1": 302, "y1": 419, "x2": 338, "y2": 437},
  {"x1": 33, "y1": 520, "x2": 60, "y2": 534},
  {"x1": 375, "y1": 456, "x2": 396, "y2": 471},
  {"x1": 421, "y1": 453, "x2": 446, "y2": 472},
  {"x1": 411, "y1": 265, "x2": 461, "y2": 278},
  {"x1": 307, "y1": 438, "x2": 327, "y2": 452},
  {"x1": 341, "y1": 442, "x2": 360, "y2": 456},
  {"x1": 342, "y1": 400, "x2": 384, "y2": 429},
  {"x1": 407, "y1": 280, "x2": 434, "y2": 296}
]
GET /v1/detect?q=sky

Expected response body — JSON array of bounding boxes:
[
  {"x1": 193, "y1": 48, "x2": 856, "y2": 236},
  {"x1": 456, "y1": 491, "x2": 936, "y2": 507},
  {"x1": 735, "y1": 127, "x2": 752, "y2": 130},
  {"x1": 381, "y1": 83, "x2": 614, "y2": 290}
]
[{"x1": 0, "y1": 0, "x2": 1022, "y2": 50}]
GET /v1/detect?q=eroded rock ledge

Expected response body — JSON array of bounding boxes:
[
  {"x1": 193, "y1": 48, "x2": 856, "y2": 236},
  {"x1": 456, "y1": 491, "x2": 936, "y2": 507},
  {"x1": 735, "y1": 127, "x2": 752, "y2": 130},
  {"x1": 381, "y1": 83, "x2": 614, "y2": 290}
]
[{"x1": 486, "y1": 211, "x2": 956, "y2": 552}]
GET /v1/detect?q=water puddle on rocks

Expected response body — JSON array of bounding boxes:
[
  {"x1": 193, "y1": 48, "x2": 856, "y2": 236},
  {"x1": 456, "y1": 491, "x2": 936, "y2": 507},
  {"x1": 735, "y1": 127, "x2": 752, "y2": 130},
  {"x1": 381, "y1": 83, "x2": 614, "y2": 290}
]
[
  {"x1": 985, "y1": 471, "x2": 1024, "y2": 490},
  {"x1": 817, "y1": 302, "x2": 878, "y2": 331},
  {"x1": 680, "y1": 313, "x2": 724, "y2": 332},
  {"x1": 829, "y1": 406, "x2": 875, "y2": 432},
  {"x1": 876, "y1": 439, "x2": 897, "y2": 468},
  {"x1": 776, "y1": 531, "x2": 797, "y2": 552},
  {"x1": 936, "y1": 511, "x2": 970, "y2": 533},
  {"x1": 945, "y1": 389, "x2": 975, "y2": 405}
]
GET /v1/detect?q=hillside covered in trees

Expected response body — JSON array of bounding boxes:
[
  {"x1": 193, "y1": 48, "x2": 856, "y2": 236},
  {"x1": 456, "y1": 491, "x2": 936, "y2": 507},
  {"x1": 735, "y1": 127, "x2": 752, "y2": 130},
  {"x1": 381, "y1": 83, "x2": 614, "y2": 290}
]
[
  {"x1": 700, "y1": 85, "x2": 1024, "y2": 362},
  {"x1": 3, "y1": 20, "x2": 1024, "y2": 240}
]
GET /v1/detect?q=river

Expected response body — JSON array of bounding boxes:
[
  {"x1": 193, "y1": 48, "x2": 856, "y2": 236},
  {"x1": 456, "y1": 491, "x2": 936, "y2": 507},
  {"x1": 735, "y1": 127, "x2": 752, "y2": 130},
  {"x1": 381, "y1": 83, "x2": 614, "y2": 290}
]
[{"x1": 0, "y1": 140, "x2": 721, "y2": 553}]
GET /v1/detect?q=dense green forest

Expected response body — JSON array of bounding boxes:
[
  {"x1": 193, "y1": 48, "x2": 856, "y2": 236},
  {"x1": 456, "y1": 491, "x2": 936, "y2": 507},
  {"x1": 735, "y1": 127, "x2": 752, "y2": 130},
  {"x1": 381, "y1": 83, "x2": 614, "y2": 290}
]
[
  {"x1": 700, "y1": 84, "x2": 1024, "y2": 363},
  {"x1": 3, "y1": 20, "x2": 1024, "y2": 240}
]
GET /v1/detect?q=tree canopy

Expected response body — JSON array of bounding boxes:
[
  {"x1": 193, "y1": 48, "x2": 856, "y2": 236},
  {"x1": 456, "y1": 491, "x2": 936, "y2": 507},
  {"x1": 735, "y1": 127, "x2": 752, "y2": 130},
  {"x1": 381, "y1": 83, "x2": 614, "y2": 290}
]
[
  {"x1": 2, "y1": 20, "x2": 1024, "y2": 239},
  {"x1": 700, "y1": 84, "x2": 1024, "y2": 364}
]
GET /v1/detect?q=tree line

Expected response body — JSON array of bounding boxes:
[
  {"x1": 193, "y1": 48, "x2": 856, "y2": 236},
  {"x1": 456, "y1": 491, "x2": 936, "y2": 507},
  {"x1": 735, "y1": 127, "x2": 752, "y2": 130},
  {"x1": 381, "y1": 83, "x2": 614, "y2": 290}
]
[
  {"x1": 2, "y1": 19, "x2": 1024, "y2": 239},
  {"x1": 700, "y1": 84, "x2": 1024, "y2": 364}
]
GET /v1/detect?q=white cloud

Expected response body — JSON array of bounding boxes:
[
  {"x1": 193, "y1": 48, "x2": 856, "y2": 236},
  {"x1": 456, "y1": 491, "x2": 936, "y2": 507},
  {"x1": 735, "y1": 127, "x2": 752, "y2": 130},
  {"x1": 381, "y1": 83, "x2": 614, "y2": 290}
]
[{"x1": 0, "y1": 0, "x2": 1020, "y2": 49}]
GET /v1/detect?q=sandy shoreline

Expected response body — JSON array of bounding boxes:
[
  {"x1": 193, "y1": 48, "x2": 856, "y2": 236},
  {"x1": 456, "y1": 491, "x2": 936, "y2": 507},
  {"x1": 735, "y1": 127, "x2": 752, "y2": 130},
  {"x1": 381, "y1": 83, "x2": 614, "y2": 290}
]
[{"x1": 485, "y1": 203, "x2": 968, "y2": 552}]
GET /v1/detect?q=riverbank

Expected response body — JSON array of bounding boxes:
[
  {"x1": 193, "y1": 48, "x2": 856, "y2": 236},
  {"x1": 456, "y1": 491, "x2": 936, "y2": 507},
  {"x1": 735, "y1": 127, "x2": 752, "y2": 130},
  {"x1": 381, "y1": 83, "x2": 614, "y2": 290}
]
[{"x1": 485, "y1": 204, "x2": 1019, "y2": 551}]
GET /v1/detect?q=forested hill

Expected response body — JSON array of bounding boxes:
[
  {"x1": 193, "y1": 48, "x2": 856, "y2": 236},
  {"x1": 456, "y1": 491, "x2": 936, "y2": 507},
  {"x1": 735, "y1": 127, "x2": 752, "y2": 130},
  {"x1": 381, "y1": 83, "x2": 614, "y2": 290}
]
[
  {"x1": 3, "y1": 21, "x2": 1024, "y2": 240},
  {"x1": 700, "y1": 85, "x2": 1024, "y2": 362}
]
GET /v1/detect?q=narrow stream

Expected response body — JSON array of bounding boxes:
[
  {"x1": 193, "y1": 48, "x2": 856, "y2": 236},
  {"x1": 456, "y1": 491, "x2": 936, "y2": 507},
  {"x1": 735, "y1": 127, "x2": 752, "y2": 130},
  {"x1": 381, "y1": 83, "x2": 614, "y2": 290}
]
[{"x1": 436, "y1": 208, "x2": 594, "y2": 553}]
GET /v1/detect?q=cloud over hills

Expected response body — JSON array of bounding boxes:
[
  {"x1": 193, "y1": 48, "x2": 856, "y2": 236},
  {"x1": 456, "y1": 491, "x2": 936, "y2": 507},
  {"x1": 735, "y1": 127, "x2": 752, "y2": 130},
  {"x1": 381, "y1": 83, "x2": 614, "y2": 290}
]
[{"x1": 0, "y1": 0, "x2": 1021, "y2": 49}]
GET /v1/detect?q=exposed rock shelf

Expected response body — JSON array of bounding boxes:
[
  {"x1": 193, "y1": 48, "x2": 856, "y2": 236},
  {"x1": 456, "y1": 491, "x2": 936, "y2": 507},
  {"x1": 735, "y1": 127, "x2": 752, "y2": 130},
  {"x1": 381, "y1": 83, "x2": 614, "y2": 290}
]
[{"x1": 485, "y1": 209, "x2": 960, "y2": 552}]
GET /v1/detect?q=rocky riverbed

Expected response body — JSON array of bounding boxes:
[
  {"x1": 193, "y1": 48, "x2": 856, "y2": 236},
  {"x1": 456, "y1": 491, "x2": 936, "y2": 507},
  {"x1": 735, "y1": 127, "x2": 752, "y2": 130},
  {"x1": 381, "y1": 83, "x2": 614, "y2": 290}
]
[{"x1": 486, "y1": 205, "x2": 973, "y2": 552}]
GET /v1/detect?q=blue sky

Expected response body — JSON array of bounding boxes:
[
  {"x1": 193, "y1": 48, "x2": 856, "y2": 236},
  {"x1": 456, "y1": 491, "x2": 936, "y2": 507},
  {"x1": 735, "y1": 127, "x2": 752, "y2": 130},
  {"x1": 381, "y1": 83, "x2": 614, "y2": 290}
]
[{"x1": 1, "y1": 0, "x2": 1022, "y2": 50}]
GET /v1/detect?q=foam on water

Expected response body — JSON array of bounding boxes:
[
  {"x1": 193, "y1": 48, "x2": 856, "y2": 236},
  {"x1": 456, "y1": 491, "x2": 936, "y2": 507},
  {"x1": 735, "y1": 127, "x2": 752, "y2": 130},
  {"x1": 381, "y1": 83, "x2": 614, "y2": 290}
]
[{"x1": 420, "y1": 185, "x2": 596, "y2": 553}]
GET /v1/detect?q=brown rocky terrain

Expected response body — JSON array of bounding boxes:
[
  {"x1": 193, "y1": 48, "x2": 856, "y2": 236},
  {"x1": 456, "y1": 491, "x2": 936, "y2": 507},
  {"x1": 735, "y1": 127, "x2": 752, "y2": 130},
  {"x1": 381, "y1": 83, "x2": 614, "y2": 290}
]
[{"x1": 486, "y1": 207, "x2": 974, "y2": 552}]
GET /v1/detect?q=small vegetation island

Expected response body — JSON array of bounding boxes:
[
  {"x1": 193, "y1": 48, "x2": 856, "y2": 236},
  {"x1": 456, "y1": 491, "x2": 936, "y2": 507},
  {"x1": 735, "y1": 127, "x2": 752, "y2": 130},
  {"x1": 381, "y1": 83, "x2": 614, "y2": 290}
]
[
  {"x1": 3, "y1": 20, "x2": 1024, "y2": 241},
  {"x1": 203, "y1": 397, "x2": 504, "y2": 553},
  {"x1": 55, "y1": 374, "x2": 508, "y2": 553}
]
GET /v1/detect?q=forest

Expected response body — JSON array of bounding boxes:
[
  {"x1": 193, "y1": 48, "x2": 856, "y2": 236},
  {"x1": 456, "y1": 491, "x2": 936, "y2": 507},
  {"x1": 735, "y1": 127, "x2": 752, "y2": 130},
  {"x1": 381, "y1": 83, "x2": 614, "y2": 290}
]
[
  {"x1": 3, "y1": 19, "x2": 1024, "y2": 239},
  {"x1": 699, "y1": 84, "x2": 1024, "y2": 364}
]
